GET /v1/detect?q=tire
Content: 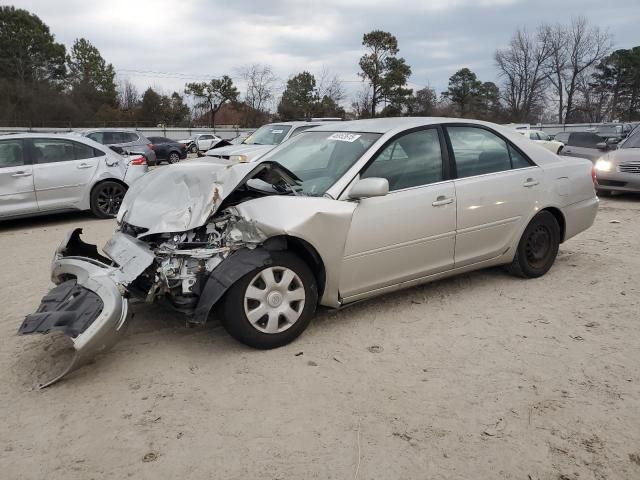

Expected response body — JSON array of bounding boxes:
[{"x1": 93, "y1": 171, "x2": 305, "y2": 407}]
[
  {"x1": 197, "y1": 150, "x2": 204, "y2": 157},
  {"x1": 168, "y1": 151, "x2": 180, "y2": 164},
  {"x1": 597, "y1": 188, "x2": 612, "y2": 197},
  {"x1": 90, "y1": 181, "x2": 127, "y2": 219},
  {"x1": 508, "y1": 211, "x2": 560, "y2": 278},
  {"x1": 189, "y1": 144, "x2": 198, "y2": 154},
  {"x1": 222, "y1": 251, "x2": 318, "y2": 349},
  {"x1": 556, "y1": 146, "x2": 563, "y2": 155}
]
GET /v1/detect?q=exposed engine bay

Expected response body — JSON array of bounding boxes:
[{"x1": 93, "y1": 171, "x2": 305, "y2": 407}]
[{"x1": 125, "y1": 209, "x2": 267, "y2": 313}]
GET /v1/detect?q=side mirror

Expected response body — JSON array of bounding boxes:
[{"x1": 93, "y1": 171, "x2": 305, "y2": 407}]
[
  {"x1": 348, "y1": 177, "x2": 389, "y2": 200},
  {"x1": 596, "y1": 142, "x2": 608, "y2": 150}
]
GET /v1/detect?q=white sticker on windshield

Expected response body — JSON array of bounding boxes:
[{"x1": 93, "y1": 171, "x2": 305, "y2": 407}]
[
  {"x1": 271, "y1": 129, "x2": 284, "y2": 134},
  {"x1": 328, "y1": 133, "x2": 361, "y2": 142}
]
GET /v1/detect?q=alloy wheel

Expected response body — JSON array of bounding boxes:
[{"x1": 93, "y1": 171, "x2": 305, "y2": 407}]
[{"x1": 96, "y1": 184, "x2": 125, "y2": 216}]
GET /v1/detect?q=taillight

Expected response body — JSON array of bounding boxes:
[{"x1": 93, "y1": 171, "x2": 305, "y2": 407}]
[
  {"x1": 130, "y1": 156, "x2": 147, "y2": 165},
  {"x1": 147, "y1": 143, "x2": 154, "y2": 150},
  {"x1": 591, "y1": 165, "x2": 597, "y2": 185}
]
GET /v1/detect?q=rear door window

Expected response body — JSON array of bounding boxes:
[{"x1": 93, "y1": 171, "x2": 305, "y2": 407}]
[
  {"x1": 32, "y1": 139, "x2": 76, "y2": 163},
  {"x1": 447, "y1": 126, "x2": 533, "y2": 178}
]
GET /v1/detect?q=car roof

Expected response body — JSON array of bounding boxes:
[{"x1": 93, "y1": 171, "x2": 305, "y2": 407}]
[
  {"x1": 310, "y1": 117, "x2": 506, "y2": 134},
  {"x1": 265, "y1": 121, "x2": 329, "y2": 128},
  {"x1": 76, "y1": 128, "x2": 139, "y2": 133}
]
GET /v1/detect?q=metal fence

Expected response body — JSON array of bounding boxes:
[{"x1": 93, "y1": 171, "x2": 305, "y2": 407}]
[{"x1": 0, "y1": 126, "x2": 254, "y2": 141}]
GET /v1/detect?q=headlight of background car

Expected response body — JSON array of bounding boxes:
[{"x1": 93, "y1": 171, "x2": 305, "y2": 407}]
[
  {"x1": 229, "y1": 154, "x2": 248, "y2": 163},
  {"x1": 594, "y1": 159, "x2": 613, "y2": 172}
]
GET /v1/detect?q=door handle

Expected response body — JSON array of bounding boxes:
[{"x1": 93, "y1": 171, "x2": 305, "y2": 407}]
[
  {"x1": 12, "y1": 171, "x2": 32, "y2": 177},
  {"x1": 77, "y1": 163, "x2": 93, "y2": 169},
  {"x1": 432, "y1": 195, "x2": 454, "y2": 207},
  {"x1": 523, "y1": 178, "x2": 539, "y2": 188}
]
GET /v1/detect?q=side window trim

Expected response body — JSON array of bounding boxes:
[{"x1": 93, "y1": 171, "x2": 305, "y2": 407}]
[{"x1": 441, "y1": 123, "x2": 536, "y2": 180}]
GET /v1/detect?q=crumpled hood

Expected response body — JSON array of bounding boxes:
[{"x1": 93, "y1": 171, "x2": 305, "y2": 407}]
[
  {"x1": 117, "y1": 158, "x2": 259, "y2": 236},
  {"x1": 204, "y1": 144, "x2": 273, "y2": 161}
]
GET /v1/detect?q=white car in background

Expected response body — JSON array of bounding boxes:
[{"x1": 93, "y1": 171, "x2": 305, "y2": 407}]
[
  {"x1": 0, "y1": 133, "x2": 147, "y2": 220},
  {"x1": 516, "y1": 129, "x2": 564, "y2": 154},
  {"x1": 177, "y1": 133, "x2": 223, "y2": 154},
  {"x1": 204, "y1": 121, "x2": 334, "y2": 163}
]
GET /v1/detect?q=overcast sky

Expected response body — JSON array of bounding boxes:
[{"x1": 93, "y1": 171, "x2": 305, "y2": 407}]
[{"x1": 12, "y1": 0, "x2": 640, "y2": 106}]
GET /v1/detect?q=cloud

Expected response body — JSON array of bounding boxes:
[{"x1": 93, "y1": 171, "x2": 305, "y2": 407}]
[{"x1": 11, "y1": 0, "x2": 640, "y2": 104}]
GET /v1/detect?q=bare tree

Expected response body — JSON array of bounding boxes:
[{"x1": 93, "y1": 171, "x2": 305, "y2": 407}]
[
  {"x1": 238, "y1": 64, "x2": 277, "y2": 113},
  {"x1": 350, "y1": 85, "x2": 372, "y2": 119},
  {"x1": 543, "y1": 23, "x2": 569, "y2": 122},
  {"x1": 117, "y1": 79, "x2": 139, "y2": 119},
  {"x1": 561, "y1": 17, "x2": 612, "y2": 122},
  {"x1": 495, "y1": 27, "x2": 553, "y2": 122},
  {"x1": 316, "y1": 66, "x2": 346, "y2": 105}
]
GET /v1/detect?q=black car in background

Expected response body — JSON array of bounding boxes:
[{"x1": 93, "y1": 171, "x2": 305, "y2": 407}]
[{"x1": 147, "y1": 136, "x2": 188, "y2": 164}]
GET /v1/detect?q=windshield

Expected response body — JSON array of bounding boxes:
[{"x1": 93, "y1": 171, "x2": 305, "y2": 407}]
[
  {"x1": 621, "y1": 132, "x2": 640, "y2": 148},
  {"x1": 264, "y1": 131, "x2": 381, "y2": 196},
  {"x1": 243, "y1": 125, "x2": 292, "y2": 145}
]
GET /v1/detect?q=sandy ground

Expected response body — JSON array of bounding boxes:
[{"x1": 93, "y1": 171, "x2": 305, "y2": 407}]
[{"x1": 1, "y1": 196, "x2": 639, "y2": 480}]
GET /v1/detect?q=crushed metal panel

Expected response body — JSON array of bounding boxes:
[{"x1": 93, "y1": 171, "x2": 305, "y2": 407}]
[
  {"x1": 233, "y1": 195, "x2": 356, "y2": 308},
  {"x1": 103, "y1": 231, "x2": 155, "y2": 284}
]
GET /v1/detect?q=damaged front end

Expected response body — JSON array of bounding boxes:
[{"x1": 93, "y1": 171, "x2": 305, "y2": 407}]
[{"x1": 18, "y1": 160, "x2": 294, "y2": 387}]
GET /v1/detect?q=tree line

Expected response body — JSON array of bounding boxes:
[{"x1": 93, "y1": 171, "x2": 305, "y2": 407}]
[{"x1": 1, "y1": 5, "x2": 639, "y2": 128}]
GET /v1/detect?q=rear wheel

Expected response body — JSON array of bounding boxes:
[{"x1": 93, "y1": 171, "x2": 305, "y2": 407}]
[
  {"x1": 222, "y1": 251, "x2": 318, "y2": 349},
  {"x1": 508, "y1": 211, "x2": 560, "y2": 278},
  {"x1": 168, "y1": 152, "x2": 180, "y2": 164},
  {"x1": 90, "y1": 181, "x2": 127, "y2": 218}
]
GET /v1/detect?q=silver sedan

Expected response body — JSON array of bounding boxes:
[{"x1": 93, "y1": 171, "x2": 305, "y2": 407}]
[
  {"x1": 19, "y1": 118, "x2": 598, "y2": 386},
  {"x1": 593, "y1": 132, "x2": 640, "y2": 195}
]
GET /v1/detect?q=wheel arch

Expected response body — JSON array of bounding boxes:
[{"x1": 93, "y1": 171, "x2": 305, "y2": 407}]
[
  {"x1": 266, "y1": 234, "x2": 327, "y2": 301},
  {"x1": 540, "y1": 206, "x2": 566, "y2": 243},
  {"x1": 90, "y1": 177, "x2": 128, "y2": 196}
]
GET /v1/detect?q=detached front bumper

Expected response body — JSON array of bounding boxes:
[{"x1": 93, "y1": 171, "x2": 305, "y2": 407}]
[{"x1": 18, "y1": 229, "x2": 134, "y2": 388}]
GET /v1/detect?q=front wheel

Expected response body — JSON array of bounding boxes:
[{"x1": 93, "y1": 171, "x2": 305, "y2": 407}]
[
  {"x1": 508, "y1": 211, "x2": 560, "y2": 278},
  {"x1": 222, "y1": 251, "x2": 318, "y2": 349},
  {"x1": 189, "y1": 144, "x2": 198, "y2": 154},
  {"x1": 90, "y1": 181, "x2": 127, "y2": 219}
]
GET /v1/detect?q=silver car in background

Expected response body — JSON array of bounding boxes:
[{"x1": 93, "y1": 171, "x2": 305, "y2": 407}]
[
  {"x1": 593, "y1": 131, "x2": 640, "y2": 195},
  {"x1": 19, "y1": 118, "x2": 598, "y2": 386},
  {"x1": 76, "y1": 128, "x2": 158, "y2": 166},
  {"x1": 0, "y1": 133, "x2": 147, "y2": 220},
  {"x1": 204, "y1": 121, "x2": 333, "y2": 162}
]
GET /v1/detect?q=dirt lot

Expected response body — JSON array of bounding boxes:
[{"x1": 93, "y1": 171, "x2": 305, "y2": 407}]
[{"x1": 1, "y1": 196, "x2": 639, "y2": 480}]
